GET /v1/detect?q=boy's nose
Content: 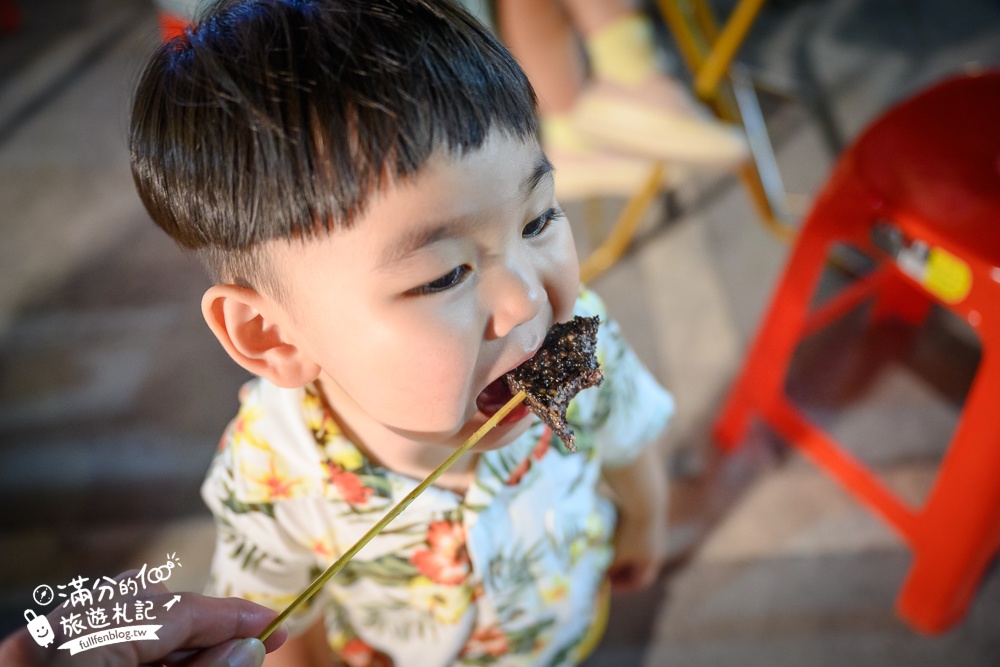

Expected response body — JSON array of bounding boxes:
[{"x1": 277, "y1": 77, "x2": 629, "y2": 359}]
[{"x1": 487, "y1": 259, "x2": 544, "y2": 339}]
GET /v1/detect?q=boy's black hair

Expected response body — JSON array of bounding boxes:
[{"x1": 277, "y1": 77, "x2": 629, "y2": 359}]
[{"x1": 129, "y1": 0, "x2": 538, "y2": 289}]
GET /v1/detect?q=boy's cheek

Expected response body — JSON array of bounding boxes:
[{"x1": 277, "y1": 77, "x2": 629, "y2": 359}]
[
  {"x1": 387, "y1": 351, "x2": 480, "y2": 427},
  {"x1": 555, "y1": 258, "x2": 582, "y2": 322}
]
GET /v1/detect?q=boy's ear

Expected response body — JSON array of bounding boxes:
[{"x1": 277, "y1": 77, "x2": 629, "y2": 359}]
[{"x1": 201, "y1": 285, "x2": 321, "y2": 388}]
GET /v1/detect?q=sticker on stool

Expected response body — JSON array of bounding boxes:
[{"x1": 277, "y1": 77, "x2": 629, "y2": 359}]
[
  {"x1": 924, "y1": 246, "x2": 972, "y2": 304},
  {"x1": 871, "y1": 222, "x2": 972, "y2": 304}
]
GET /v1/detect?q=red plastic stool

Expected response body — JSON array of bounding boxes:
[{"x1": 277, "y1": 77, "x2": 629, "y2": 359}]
[
  {"x1": 713, "y1": 71, "x2": 1000, "y2": 634},
  {"x1": 158, "y1": 11, "x2": 189, "y2": 42},
  {"x1": 0, "y1": 0, "x2": 21, "y2": 34}
]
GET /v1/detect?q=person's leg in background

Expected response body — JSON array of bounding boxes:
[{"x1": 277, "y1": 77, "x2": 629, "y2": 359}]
[
  {"x1": 566, "y1": 0, "x2": 747, "y2": 166},
  {"x1": 497, "y1": 0, "x2": 748, "y2": 201},
  {"x1": 496, "y1": 0, "x2": 585, "y2": 117},
  {"x1": 496, "y1": 0, "x2": 662, "y2": 201}
]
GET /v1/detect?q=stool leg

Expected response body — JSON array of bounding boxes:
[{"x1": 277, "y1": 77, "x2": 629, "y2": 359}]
[
  {"x1": 158, "y1": 11, "x2": 189, "y2": 41},
  {"x1": 0, "y1": 0, "x2": 21, "y2": 33},
  {"x1": 896, "y1": 348, "x2": 1000, "y2": 633},
  {"x1": 713, "y1": 224, "x2": 836, "y2": 449}
]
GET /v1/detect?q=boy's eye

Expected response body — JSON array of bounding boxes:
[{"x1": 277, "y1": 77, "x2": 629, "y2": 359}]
[
  {"x1": 522, "y1": 207, "x2": 563, "y2": 239},
  {"x1": 409, "y1": 265, "x2": 472, "y2": 296}
]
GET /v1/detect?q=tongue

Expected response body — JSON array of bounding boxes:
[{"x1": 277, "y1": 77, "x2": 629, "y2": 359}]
[{"x1": 476, "y1": 377, "x2": 514, "y2": 415}]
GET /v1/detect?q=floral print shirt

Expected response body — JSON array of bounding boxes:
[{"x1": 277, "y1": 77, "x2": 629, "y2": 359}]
[{"x1": 202, "y1": 290, "x2": 673, "y2": 666}]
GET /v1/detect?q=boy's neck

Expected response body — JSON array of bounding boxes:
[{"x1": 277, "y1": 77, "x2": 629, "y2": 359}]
[{"x1": 314, "y1": 379, "x2": 482, "y2": 495}]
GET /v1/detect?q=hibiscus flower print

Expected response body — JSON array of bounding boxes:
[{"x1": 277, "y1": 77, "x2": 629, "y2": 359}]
[
  {"x1": 540, "y1": 573, "x2": 570, "y2": 604},
  {"x1": 325, "y1": 439, "x2": 364, "y2": 472},
  {"x1": 310, "y1": 531, "x2": 340, "y2": 560},
  {"x1": 339, "y1": 636, "x2": 395, "y2": 667},
  {"x1": 328, "y1": 463, "x2": 373, "y2": 505},
  {"x1": 303, "y1": 384, "x2": 344, "y2": 446},
  {"x1": 242, "y1": 454, "x2": 307, "y2": 502},
  {"x1": 506, "y1": 428, "x2": 552, "y2": 487},
  {"x1": 302, "y1": 389, "x2": 326, "y2": 433},
  {"x1": 408, "y1": 575, "x2": 472, "y2": 624},
  {"x1": 460, "y1": 624, "x2": 510, "y2": 660},
  {"x1": 410, "y1": 519, "x2": 470, "y2": 585},
  {"x1": 231, "y1": 404, "x2": 268, "y2": 452}
]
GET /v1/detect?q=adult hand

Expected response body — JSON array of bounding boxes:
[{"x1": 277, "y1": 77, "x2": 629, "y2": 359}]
[{"x1": 0, "y1": 588, "x2": 288, "y2": 667}]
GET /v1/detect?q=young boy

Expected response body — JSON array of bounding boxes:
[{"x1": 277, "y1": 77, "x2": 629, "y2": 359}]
[{"x1": 129, "y1": 1, "x2": 674, "y2": 665}]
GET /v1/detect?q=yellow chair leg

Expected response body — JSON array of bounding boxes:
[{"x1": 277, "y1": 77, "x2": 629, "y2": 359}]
[
  {"x1": 577, "y1": 0, "x2": 794, "y2": 282},
  {"x1": 692, "y1": 0, "x2": 767, "y2": 101},
  {"x1": 579, "y1": 163, "x2": 666, "y2": 284},
  {"x1": 657, "y1": 0, "x2": 797, "y2": 241}
]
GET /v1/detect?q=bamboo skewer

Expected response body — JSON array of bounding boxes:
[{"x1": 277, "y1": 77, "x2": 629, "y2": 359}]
[{"x1": 258, "y1": 389, "x2": 528, "y2": 642}]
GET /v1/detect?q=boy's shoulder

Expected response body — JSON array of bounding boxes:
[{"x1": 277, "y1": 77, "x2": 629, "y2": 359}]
[
  {"x1": 208, "y1": 379, "x2": 340, "y2": 505},
  {"x1": 572, "y1": 287, "x2": 609, "y2": 321},
  {"x1": 572, "y1": 287, "x2": 623, "y2": 373},
  {"x1": 565, "y1": 288, "x2": 675, "y2": 459}
]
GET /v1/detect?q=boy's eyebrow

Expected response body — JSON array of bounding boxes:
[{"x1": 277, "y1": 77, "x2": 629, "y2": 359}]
[
  {"x1": 380, "y1": 221, "x2": 466, "y2": 268},
  {"x1": 520, "y1": 153, "x2": 554, "y2": 200},
  {"x1": 379, "y1": 153, "x2": 554, "y2": 268}
]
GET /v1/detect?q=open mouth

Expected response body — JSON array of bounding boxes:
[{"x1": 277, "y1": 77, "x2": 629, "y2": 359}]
[{"x1": 476, "y1": 376, "x2": 530, "y2": 425}]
